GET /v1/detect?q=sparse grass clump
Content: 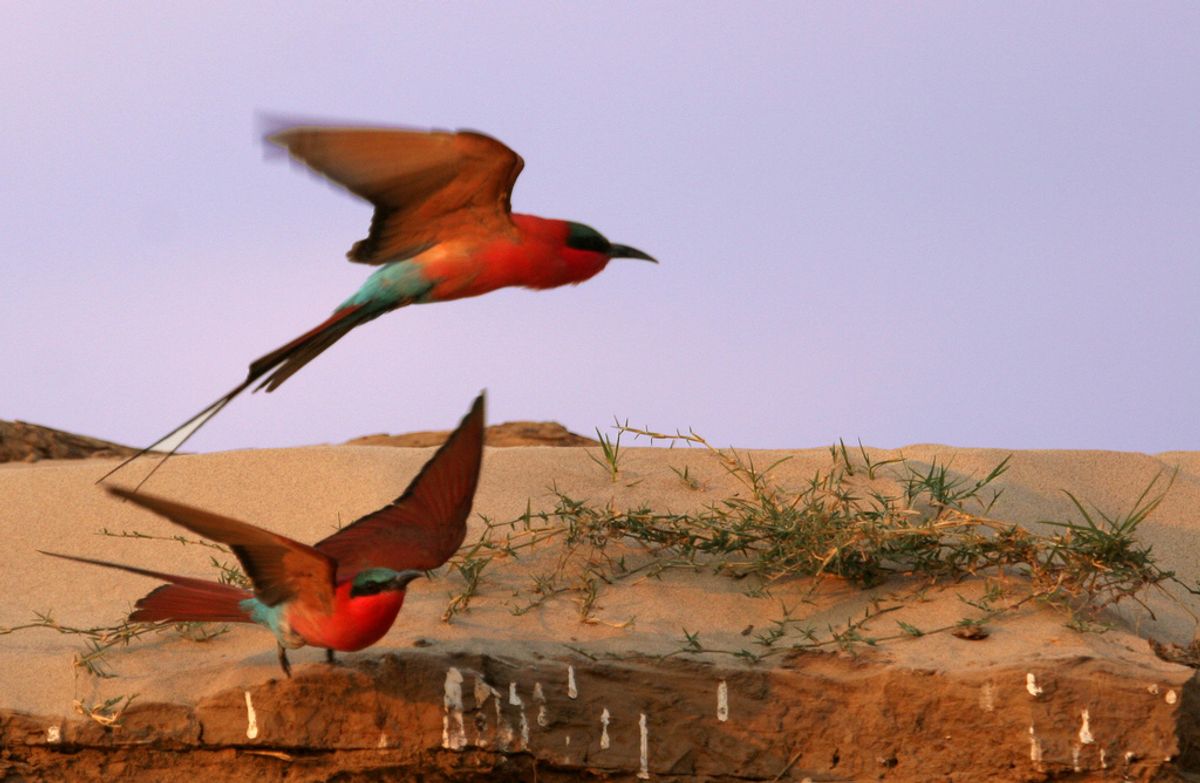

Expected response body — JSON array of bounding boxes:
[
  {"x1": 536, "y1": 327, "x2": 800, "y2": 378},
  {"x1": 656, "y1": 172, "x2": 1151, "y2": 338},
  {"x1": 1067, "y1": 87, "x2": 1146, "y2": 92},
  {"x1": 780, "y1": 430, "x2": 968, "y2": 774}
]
[
  {"x1": 0, "y1": 610, "x2": 228, "y2": 678},
  {"x1": 443, "y1": 425, "x2": 1190, "y2": 658},
  {"x1": 74, "y1": 693, "x2": 139, "y2": 727}
]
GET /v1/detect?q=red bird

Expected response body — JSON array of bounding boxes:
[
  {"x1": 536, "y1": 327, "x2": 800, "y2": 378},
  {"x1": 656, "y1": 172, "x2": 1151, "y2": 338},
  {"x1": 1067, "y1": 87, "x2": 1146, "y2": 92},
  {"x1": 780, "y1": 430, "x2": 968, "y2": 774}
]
[
  {"x1": 103, "y1": 124, "x2": 654, "y2": 486},
  {"x1": 49, "y1": 394, "x2": 485, "y2": 676}
]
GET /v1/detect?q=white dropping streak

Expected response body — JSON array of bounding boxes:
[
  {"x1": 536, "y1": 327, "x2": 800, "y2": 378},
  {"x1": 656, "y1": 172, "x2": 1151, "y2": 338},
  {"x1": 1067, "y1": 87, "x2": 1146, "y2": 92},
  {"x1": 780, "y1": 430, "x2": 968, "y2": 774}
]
[
  {"x1": 442, "y1": 667, "x2": 467, "y2": 750},
  {"x1": 568, "y1": 665, "x2": 578, "y2": 699},
  {"x1": 474, "y1": 677, "x2": 493, "y2": 707},
  {"x1": 377, "y1": 732, "x2": 388, "y2": 749},
  {"x1": 244, "y1": 691, "x2": 259, "y2": 740},
  {"x1": 1166, "y1": 689, "x2": 1178, "y2": 705},
  {"x1": 1078, "y1": 709, "x2": 1094, "y2": 744},
  {"x1": 509, "y1": 683, "x2": 530, "y2": 748},
  {"x1": 1025, "y1": 673, "x2": 1044, "y2": 697},
  {"x1": 497, "y1": 724, "x2": 513, "y2": 749},
  {"x1": 600, "y1": 708, "x2": 611, "y2": 749},
  {"x1": 638, "y1": 713, "x2": 650, "y2": 779},
  {"x1": 472, "y1": 678, "x2": 499, "y2": 747},
  {"x1": 1029, "y1": 726, "x2": 1043, "y2": 763},
  {"x1": 496, "y1": 693, "x2": 513, "y2": 750},
  {"x1": 534, "y1": 682, "x2": 549, "y2": 727},
  {"x1": 717, "y1": 680, "x2": 729, "y2": 722},
  {"x1": 1148, "y1": 683, "x2": 1160, "y2": 695},
  {"x1": 46, "y1": 726, "x2": 61, "y2": 744},
  {"x1": 1072, "y1": 745, "x2": 1082, "y2": 772}
]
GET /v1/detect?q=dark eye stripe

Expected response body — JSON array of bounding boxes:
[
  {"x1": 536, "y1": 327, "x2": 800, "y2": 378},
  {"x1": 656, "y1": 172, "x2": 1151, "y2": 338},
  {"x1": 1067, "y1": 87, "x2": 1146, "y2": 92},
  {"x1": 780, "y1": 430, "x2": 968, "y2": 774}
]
[
  {"x1": 567, "y1": 234, "x2": 609, "y2": 252},
  {"x1": 351, "y1": 580, "x2": 385, "y2": 596},
  {"x1": 566, "y1": 223, "x2": 611, "y2": 253}
]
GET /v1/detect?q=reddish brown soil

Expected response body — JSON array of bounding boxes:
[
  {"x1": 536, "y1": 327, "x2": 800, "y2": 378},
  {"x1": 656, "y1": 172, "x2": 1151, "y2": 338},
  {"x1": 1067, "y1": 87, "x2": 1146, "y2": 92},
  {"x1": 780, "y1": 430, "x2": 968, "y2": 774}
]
[{"x1": 3, "y1": 650, "x2": 1198, "y2": 782}]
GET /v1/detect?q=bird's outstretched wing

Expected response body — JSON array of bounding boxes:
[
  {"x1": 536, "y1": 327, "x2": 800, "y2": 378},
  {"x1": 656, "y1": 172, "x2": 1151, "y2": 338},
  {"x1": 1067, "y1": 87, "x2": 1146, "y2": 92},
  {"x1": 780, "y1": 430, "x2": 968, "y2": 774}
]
[
  {"x1": 268, "y1": 125, "x2": 525, "y2": 264},
  {"x1": 108, "y1": 486, "x2": 337, "y2": 614},
  {"x1": 316, "y1": 393, "x2": 485, "y2": 581}
]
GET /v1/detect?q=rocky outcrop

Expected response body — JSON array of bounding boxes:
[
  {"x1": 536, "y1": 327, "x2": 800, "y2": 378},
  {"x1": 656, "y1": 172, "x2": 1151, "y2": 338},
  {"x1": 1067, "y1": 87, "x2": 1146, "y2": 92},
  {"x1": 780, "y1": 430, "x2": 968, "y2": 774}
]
[
  {"x1": 0, "y1": 420, "x2": 138, "y2": 463},
  {"x1": 347, "y1": 421, "x2": 598, "y2": 449},
  {"x1": 2, "y1": 647, "x2": 1197, "y2": 782},
  {"x1": 0, "y1": 419, "x2": 596, "y2": 465}
]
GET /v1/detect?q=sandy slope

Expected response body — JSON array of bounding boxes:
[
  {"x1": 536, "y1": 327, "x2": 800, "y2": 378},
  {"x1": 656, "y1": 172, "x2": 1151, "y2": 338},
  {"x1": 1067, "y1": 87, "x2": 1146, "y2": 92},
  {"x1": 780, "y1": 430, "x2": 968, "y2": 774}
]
[{"x1": 2, "y1": 441, "x2": 1197, "y2": 725}]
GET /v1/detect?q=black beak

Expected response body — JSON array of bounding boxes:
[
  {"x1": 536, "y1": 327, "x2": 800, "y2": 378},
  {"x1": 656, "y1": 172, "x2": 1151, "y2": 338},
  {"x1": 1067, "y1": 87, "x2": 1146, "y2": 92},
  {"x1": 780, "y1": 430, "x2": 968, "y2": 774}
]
[
  {"x1": 608, "y1": 244, "x2": 658, "y2": 263},
  {"x1": 391, "y1": 570, "x2": 425, "y2": 591}
]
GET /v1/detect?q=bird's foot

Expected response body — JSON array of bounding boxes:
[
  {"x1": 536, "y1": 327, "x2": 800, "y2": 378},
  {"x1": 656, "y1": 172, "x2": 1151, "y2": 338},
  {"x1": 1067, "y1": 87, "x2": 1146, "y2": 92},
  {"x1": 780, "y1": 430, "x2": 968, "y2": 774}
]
[
  {"x1": 325, "y1": 648, "x2": 337, "y2": 665},
  {"x1": 277, "y1": 644, "x2": 292, "y2": 678}
]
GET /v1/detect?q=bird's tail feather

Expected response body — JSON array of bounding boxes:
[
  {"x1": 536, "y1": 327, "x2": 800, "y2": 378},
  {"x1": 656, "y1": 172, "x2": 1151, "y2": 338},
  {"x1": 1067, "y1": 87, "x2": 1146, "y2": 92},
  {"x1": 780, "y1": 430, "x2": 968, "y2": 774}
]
[
  {"x1": 132, "y1": 583, "x2": 252, "y2": 623},
  {"x1": 97, "y1": 304, "x2": 371, "y2": 491},
  {"x1": 248, "y1": 304, "x2": 370, "y2": 392},
  {"x1": 39, "y1": 550, "x2": 253, "y2": 623}
]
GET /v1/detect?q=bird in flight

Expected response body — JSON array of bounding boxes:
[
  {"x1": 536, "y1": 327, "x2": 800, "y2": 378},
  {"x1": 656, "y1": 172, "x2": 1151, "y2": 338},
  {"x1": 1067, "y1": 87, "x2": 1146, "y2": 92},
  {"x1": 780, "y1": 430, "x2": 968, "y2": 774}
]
[
  {"x1": 102, "y1": 121, "x2": 655, "y2": 487},
  {"x1": 50, "y1": 394, "x2": 485, "y2": 676}
]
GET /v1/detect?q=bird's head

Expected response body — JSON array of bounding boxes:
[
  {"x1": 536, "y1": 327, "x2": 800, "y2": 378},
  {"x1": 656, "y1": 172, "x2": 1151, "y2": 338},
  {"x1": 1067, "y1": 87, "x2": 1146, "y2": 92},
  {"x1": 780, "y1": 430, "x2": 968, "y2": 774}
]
[
  {"x1": 565, "y1": 222, "x2": 657, "y2": 264},
  {"x1": 348, "y1": 567, "x2": 424, "y2": 598}
]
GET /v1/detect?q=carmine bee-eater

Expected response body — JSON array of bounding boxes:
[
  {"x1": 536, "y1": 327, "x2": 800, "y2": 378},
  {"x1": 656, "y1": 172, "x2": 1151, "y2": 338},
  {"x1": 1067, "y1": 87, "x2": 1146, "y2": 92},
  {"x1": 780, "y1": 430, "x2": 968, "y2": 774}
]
[
  {"x1": 48, "y1": 394, "x2": 484, "y2": 676},
  {"x1": 102, "y1": 123, "x2": 655, "y2": 486}
]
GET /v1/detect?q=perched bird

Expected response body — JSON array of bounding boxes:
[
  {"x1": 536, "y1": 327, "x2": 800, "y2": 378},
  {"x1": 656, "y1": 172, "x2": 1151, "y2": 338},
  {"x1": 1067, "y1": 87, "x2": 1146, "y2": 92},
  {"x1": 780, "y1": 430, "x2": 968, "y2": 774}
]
[
  {"x1": 102, "y1": 122, "x2": 655, "y2": 486},
  {"x1": 48, "y1": 394, "x2": 485, "y2": 676}
]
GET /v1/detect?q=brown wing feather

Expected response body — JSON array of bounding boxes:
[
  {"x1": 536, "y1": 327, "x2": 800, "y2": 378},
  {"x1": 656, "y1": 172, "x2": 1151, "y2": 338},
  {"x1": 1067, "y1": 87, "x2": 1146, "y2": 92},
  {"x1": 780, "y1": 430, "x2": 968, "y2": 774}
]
[
  {"x1": 316, "y1": 393, "x2": 485, "y2": 580},
  {"x1": 108, "y1": 486, "x2": 336, "y2": 613},
  {"x1": 268, "y1": 126, "x2": 525, "y2": 264}
]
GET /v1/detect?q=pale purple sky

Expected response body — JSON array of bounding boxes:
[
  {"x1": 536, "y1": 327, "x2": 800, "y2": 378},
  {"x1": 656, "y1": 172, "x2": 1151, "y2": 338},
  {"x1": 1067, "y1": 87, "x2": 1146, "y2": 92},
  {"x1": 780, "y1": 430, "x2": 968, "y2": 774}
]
[{"x1": 3, "y1": 4, "x2": 1198, "y2": 453}]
